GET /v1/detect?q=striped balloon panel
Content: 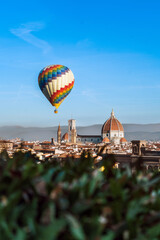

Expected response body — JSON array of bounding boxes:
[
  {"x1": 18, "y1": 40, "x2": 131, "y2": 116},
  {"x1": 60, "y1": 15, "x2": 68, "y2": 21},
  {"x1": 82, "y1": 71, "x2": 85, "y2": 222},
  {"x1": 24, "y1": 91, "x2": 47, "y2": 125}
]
[
  {"x1": 38, "y1": 65, "x2": 74, "y2": 108},
  {"x1": 51, "y1": 80, "x2": 74, "y2": 104}
]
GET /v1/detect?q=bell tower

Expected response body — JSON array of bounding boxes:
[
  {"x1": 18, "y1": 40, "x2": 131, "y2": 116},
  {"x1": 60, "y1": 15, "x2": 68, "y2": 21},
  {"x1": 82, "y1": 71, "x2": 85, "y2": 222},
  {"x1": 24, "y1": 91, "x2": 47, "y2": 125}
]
[
  {"x1": 68, "y1": 119, "x2": 76, "y2": 143},
  {"x1": 57, "y1": 124, "x2": 61, "y2": 144}
]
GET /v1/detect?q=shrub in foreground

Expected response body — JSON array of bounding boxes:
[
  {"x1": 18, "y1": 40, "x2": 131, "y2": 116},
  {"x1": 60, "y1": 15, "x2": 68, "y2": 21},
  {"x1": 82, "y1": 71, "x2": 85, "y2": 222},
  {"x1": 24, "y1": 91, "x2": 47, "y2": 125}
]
[{"x1": 0, "y1": 150, "x2": 160, "y2": 240}]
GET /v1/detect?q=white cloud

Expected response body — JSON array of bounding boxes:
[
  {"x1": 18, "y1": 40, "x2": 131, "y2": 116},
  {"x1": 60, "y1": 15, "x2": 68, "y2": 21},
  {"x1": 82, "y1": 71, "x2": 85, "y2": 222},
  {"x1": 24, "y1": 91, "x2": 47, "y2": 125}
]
[{"x1": 10, "y1": 22, "x2": 52, "y2": 53}]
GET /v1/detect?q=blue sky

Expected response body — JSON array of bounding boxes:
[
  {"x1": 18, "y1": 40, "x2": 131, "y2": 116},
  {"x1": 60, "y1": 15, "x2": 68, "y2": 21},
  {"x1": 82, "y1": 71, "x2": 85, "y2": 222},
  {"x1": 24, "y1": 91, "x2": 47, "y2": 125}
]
[{"x1": 0, "y1": 0, "x2": 160, "y2": 126}]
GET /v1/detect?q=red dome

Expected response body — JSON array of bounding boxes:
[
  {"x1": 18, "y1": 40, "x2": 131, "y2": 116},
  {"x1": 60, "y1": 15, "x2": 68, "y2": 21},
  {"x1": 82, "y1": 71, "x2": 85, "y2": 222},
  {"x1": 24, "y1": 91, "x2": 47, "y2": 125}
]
[
  {"x1": 101, "y1": 110, "x2": 123, "y2": 134},
  {"x1": 120, "y1": 137, "x2": 127, "y2": 143},
  {"x1": 62, "y1": 132, "x2": 69, "y2": 141},
  {"x1": 102, "y1": 137, "x2": 110, "y2": 143}
]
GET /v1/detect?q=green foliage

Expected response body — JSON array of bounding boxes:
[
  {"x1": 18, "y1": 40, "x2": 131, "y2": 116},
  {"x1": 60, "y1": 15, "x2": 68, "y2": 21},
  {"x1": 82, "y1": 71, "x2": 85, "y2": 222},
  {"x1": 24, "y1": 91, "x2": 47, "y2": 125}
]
[{"x1": 0, "y1": 150, "x2": 160, "y2": 239}]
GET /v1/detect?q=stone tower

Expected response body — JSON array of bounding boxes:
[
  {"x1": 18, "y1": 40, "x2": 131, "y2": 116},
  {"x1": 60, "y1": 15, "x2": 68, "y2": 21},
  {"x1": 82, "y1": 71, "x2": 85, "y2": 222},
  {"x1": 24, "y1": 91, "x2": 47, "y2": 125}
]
[
  {"x1": 57, "y1": 124, "x2": 61, "y2": 144},
  {"x1": 71, "y1": 129, "x2": 77, "y2": 144},
  {"x1": 68, "y1": 119, "x2": 76, "y2": 143},
  {"x1": 131, "y1": 140, "x2": 146, "y2": 156}
]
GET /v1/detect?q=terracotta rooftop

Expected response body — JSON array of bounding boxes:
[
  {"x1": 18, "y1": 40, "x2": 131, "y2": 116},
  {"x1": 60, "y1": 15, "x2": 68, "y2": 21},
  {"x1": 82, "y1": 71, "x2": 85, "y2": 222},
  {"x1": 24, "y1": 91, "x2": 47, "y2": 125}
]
[
  {"x1": 0, "y1": 140, "x2": 12, "y2": 143},
  {"x1": 41, "y1": 141, "x2": 51, "y2": 144}
]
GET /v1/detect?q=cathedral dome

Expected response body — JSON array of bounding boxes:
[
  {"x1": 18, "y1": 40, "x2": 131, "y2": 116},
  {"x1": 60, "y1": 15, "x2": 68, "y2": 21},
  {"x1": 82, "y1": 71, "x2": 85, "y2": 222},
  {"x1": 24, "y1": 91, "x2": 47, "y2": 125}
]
[
  {"x1": 101, "y1": 109, "x2": 123, "y2": 135},
  {"x1": 102, "y1": 137, "x2": 110, "y2": 143},
  {"x1": 62, "y1": 132, "x2": 69, "y2": 141}
]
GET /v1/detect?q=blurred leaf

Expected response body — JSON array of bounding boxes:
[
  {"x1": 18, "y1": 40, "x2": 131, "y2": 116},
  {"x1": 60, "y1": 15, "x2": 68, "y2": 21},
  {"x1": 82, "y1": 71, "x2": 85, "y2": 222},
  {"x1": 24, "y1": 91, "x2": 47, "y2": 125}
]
[
  {"x1": 42, "y1": 168, "x2": 57, "y2": 183},
  {"x1": 66, "y1": 214, "x2": 85, "y2": 240},
  {"x1": 101, "y1": 231, "x2": 115, "y2": 240},
  {"x1": 15, "y1": 229, "x2": 26, "y2": 240},
  {"x1": 146, "y1": 223, "x2": 160, "y2": 238},
  {"x1": 38, "y1": 219, "x2": 66, "y2": 240},
  {"x1": 127, "y1": 200, "x2": 145, "y2": 220}
]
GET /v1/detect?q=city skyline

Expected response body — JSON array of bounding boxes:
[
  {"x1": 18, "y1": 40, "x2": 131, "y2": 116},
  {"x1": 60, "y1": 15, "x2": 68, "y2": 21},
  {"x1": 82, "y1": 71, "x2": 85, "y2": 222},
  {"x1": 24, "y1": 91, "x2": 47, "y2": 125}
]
[{"x1": 1, "y1": 0, "x2": 160, "y2": 126}]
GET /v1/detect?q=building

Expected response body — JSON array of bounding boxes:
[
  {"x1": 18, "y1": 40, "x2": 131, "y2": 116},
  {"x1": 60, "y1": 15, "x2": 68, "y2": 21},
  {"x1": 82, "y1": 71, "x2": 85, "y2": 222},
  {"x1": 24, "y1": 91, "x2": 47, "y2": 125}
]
[
  {"x1": 108, "y1": 140, "x2": 160, "y2": 171},
  {"x1": 77, "y1": 135, "x2": 102, "y2": 144},
  {"x1": 60, "y1": 110, "x2": 126, "y2": 145},
  {"x1": 101, "y1": 109, "x2": 125, "y2": 144},
  {"x1": 0, "y1": 140, "x2": 13, "y2": 152}
]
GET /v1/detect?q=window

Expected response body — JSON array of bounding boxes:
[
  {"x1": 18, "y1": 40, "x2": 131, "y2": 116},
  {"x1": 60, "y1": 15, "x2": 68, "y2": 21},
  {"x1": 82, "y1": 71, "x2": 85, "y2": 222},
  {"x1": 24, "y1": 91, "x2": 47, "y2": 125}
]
[{"x1": 133, "y1": 146, "x2": 138, "y2": 153}]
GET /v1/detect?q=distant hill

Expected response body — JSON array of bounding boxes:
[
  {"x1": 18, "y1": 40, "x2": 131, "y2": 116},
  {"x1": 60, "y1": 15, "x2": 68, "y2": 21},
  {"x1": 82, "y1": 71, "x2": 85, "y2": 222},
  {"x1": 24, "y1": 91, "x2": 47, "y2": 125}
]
[
  {"x1": 0, "y1": 124, "x2": 160, "y2": 141},
  {"x1": 123, "y1": 123, "x2": 160, "y2": 133}
]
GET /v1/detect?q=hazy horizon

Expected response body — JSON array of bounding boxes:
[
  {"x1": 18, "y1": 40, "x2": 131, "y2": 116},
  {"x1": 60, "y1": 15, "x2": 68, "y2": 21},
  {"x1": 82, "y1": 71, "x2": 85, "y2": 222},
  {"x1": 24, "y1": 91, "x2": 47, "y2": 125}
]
[
  {"x1": 1, "y1": 123, "x2": 160, "y2": 141},
  {"x1": 2, "y1": 122, "x2": 160, "y2": 128}
]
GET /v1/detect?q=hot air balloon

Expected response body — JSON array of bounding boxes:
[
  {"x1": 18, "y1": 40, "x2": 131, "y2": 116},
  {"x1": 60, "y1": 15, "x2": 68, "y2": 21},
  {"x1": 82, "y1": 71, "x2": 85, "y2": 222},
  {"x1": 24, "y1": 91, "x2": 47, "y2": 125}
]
[{"x1": 38, "y1": 65, "x2": 75, "y2": 113}]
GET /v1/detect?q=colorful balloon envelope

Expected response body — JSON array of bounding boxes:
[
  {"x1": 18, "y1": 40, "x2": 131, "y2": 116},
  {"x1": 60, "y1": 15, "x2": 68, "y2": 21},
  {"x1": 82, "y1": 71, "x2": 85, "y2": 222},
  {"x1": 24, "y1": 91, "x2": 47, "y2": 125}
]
[{"x1": 38, "y1": 65, "x2": 75, "y2": 113}]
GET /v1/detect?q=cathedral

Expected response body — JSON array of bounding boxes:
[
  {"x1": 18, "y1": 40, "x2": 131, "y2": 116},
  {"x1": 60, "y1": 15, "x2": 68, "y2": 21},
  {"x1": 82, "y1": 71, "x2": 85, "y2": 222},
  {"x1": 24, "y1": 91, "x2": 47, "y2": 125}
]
[{"x1": 57, "y1": 110, "x2": 127, "y2": 145}]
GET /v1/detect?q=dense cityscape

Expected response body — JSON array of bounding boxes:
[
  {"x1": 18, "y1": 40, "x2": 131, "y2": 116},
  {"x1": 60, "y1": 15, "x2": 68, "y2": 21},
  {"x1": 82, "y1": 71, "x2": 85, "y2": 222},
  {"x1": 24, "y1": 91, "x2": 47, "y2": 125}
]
[{"x1": 1, "y1": 110, "x2": 160, "y2": 171}]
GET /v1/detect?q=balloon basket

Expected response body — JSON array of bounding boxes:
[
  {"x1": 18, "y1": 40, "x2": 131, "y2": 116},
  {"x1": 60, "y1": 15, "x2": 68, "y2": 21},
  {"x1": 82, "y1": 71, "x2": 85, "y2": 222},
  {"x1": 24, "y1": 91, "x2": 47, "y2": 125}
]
[{"x1": 54, "y1": 109, "x2": 58, "y2": 114}]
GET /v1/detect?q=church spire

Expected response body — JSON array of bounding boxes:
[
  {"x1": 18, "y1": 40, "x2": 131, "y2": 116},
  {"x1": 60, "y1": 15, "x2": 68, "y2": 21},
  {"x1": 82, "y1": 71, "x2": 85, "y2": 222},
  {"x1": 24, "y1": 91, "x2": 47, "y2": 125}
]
[{"x1": 58, "y1": 123, "x2": 61, "y2": 132}]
